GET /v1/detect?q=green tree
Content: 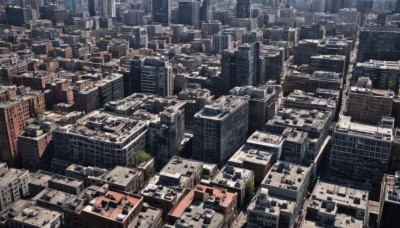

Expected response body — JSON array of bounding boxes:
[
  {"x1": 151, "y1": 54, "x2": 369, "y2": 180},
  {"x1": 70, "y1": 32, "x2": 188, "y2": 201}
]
[
  {"x1": 34, "y1": 107, "x2": 44, "y2": 121},
  {"x1": 135, "y1": 150, "x2": 152, "y2": 165},
  {"x1": 245, "y1": 181, "x2": 255, "y2": 203}
]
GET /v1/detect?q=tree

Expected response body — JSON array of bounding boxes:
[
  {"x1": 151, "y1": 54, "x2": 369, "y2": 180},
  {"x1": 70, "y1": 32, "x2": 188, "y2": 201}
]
[
  {"x1": 34, "y1": 107, "x2": 44, "y2": 121},
  {"x1": 245, "y1": 181, "x2": 255, "y2": 203},
  {"x1": 135, "y1": 150, "x2": 152, "y2": 165}
]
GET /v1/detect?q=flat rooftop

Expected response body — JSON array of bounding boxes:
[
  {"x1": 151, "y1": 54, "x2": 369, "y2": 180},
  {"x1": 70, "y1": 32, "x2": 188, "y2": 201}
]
[
  {"x1": 247, "y1": 131, "x2": 284, "y2": 148},
  {"x1": 195, "y1": 95, "x2": 248, "y2": 120},
  {"x1": 58, "y1": 110, "x2": 147, "y2": 143},
  {"x1": 262, "y1": 161, "x2": 309, "y2": 197},
  {"x1": 350, "y1": 86, "x2": 395, "y2": 98},
  {"x1": 11, "y1": 205, "x2": 61, "y2": 228},
  {"x1": 335, "y1": 116, "x2": 393, "y2": 141},
  {"x1": 96, "y1": 166, "x2": 142, "y2": 187},
  {"x1": 141, "y1": 173, "x2": 189, "y2": 202},
  {"x1": 211, "y1": 165, "x2": 253, "y2": 190},
  {"x1": 129, "y1": 204, "x2": 162, "y2": 228},
  {"x1": 33, "y1": 188, "x2": 77, "y2": 208},
  {"x1": 248, "y1": 187, "x2": 296, "y2": 217},
  {"x1": 308, "y1": 181, "x2": 369, "y2": 212},
  {"x1": 382, "y1": 173, "x2": 400, "y2": 205},
  {"x1": 161, "y1": 156, "x2": 203, "y2": 177},
  {"x1": 83, "y1": 190, "x2": 142, "y2": 223},
  {"x1": 228, "y1": 144, "x2": 273, "y2": 166},
  {"x1": 268, "y1": 108, "x2": 332, "y2": 131}
]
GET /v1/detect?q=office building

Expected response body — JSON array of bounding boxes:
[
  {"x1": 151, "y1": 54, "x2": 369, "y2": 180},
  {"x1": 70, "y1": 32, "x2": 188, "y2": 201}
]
[
  {"x1": 230, "y1": 85, "x2": 277, "y2": 134},
  {"x1": 258, "y1": 161, "x2": 310, "y2": 228},
  {"x1": 347, "y1": 86, "x2": 394, "y2": 124},
  {"x1": 0, "y1": 165, "x2": 29, "y2": 211},
  {"x1": 210, "y1": 165, "x2": 254, "y2": 206},
  {"x1": 51, "y1": 110, "x2": 147, "y2": 172},
  {"x1": 357, "y1": 26, "x2": 400, "y2": 62},
  {"x1": 281, "y1": 128, "x2": 310, "y2": 164},
  {"x1": 299, "y1": 24, "x2": 326, "y2": 39},
  {"x1": 378, "y1": 172, "x2": 400, "y2": 228},
  {"x1": 237, "y1": 0, "x2": 251, "y2": 18},
  {"x1": 64, "y1": 164, "x2": 107, "y2": 187},
  {"x1": 167, "y1": 184, "x2": 237, "y2": 227},
  {"x1": 152, "y1": 0, "x2": 171, "y2": 24},
  {"x1": 130, "y1": 56, "x2": 173, "y2": 97},
  {"x1": 304, "y1": 181, "x2": 369, "y2": 227},
  {"x1": 147, "y1": 99, "x2": 186, "y2": 164},
  {"x1": 228, "y1": 144, "x2": 273, "y2": 185},
  {"x1": 284, "y1": 90, "x2": 338, "y2": 113},
  {"x1": 33, "y1": 188, "x2": 77, "y2": 213},
  {"x1": 192, "y1": 96, "x2": 249, "y2": 164},
  {"x1": 5, "y1": 5, "x2": 38, "y2": 26},
  {"x1": 330, "y1": 116, "x2": 394, "y2": 196},
  {"x1": 178, "y1": 85, "x2": 214, "y2": 129},
  {"x1": 211, "y1": 33, "x2": 233, "y2": 54},
  {"x1": 246, "y1": 130, "x2": 284, "y2": 160},
  {"x1": 310, "y1": 55, "x2": 346, "y2": 76},
  {"x1": 352, "y1": 60, "x2": 400, "y2": 93},
  {"x1": 178, "y1": 1, "x2": 200, "y2": 28}
]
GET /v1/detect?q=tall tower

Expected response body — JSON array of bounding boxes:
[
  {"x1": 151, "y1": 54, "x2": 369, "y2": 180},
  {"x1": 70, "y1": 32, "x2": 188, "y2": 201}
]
[
  {"x1": 152, "y1": 0, "x2": 172, "y2": 24},
  {"x1": 236, "y1": 0, "x2": 251, "y2": 18}
]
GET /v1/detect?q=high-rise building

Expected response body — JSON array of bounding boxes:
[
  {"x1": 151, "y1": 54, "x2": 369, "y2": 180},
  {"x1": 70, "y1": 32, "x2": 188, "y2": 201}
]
[
  {"x1": 352, "y1": 60, "x2": 400, "y2": 93},
  {"x1": 103, "y1": 0, "x2": 115, "y2": 18},
  {"x1": 357, "y1": 26, "x2": 400, "y2": 62},
  {"x1": 5, "y1": 5, "x2": 38, "y2": 26},
  {"x1": 230, "y1": 85, "x2": 277, "y2": 134},
  {"x1": 152, "y1": 0, "x2": 171, "y2": 24},
  {"x1": 211, "y1": 33, "x2": 232, "y2": 54},
  {"x1": 378, "y1": 172, "x2": 400, "y2": 228},
  {"x1": 346, "y1": 86, "x2": 394, "y2": 124},
  {"x1": 178, "y1": 1, "x2": 200, "y2": 28},
  {"x1": 0, "y1": 91, "x2": 45, "y2": 166},
  {"x1": 330, "y1": 116, "x2": 394, "y2": 197},
  {"x1": 236, "y1": 0, "x2": 251, "y2": 18},
  {"x1": 141, "y1": 57, "x2": 173, "y2": 97},
  {"x1": 193, "y1": 96, "x2": 249, "y2": 164},
  {"x1": 0, "y1": 164, "x2": 29, "y2": 211},
  {"x1": 199, "y1": 0, "x2": 210, "y2": 22}
]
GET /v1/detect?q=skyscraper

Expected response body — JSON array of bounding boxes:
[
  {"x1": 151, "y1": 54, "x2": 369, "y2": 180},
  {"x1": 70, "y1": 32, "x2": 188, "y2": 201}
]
[
  {"x1": 178, "y1": 1, "x2": 200, "y2": 28},
  {"x1": 199, "y1": 0, "x2": 210, "y2": 22},
  {"x1": 236, "y1": 0, "x2": 251, "y2": 18},
  {"x1": 152, "y1": 0, "x2": 172, "y2": 24}
]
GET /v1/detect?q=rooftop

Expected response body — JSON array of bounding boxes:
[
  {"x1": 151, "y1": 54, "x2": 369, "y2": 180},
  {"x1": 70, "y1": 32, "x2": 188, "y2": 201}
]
[
  {"x1": 11, "y1": 205, "x2": 61, "y2": 228},
  {"x1": 247, "y1": 131, "x2": 284, "y2": 148},
  {"x1": 349, "y1": 86, "x2": 395, "y2": 98},
  {"x1": 195, "y1": 95, "x2": 248, "y2": 120},
  {"x1": 0, "y1": 168, "x2": 28, "y2": 187},
  {"x1": 248, "y1": 187, "x2": 296, "y2": 217},
  {"x1": 268, "y1": 108, "x2": 332, "y2": 132},
  {"x1": 211, "y1": 165, "x2": 253, "y2": 190},
  {"x1": 95, "y1": 166, "x2": 142, "y2": 188},
  {"x1": 285, "y1": 90, "x2": 337, "y2": 111},
  {"x1": 33, "y1": 188, "x2": 77, "y2": 209},
  {"x1": 228, "y1": 144, "x2": 273, "y2": 166},
  {"x1": 168, "y1": 184, "x2": 236, "y2": 220},
  {"x1": 382, "y1": 172, "x2": 400, "y2": 205},
  {"x1": 335, "y1": 116, "x2": 393, "y2": 141},
  {"x1": 308, "y1": 181, "x2": 369, "y2": 213},
  {"x1": 57, "y1": 110, "x2": 147, "y2": 143},
  {"x1": 355, "y1": 60, "x2": 400, "y2": 71},
  {"x1": 161, "y1": 157, "x2": 203, "y2": 178},
  {"x1": 261, "y1": 161, "x2": 310, "y2": 198},
  {"x1": 83, "y1": 190, "x2": 142, "y2": 223},
  {"x1": 129, "y1": 204, "x2": 162, "y2": 228},
  {"x1": 141, "y1": 173, "x2": 189, "y2": 202}
]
